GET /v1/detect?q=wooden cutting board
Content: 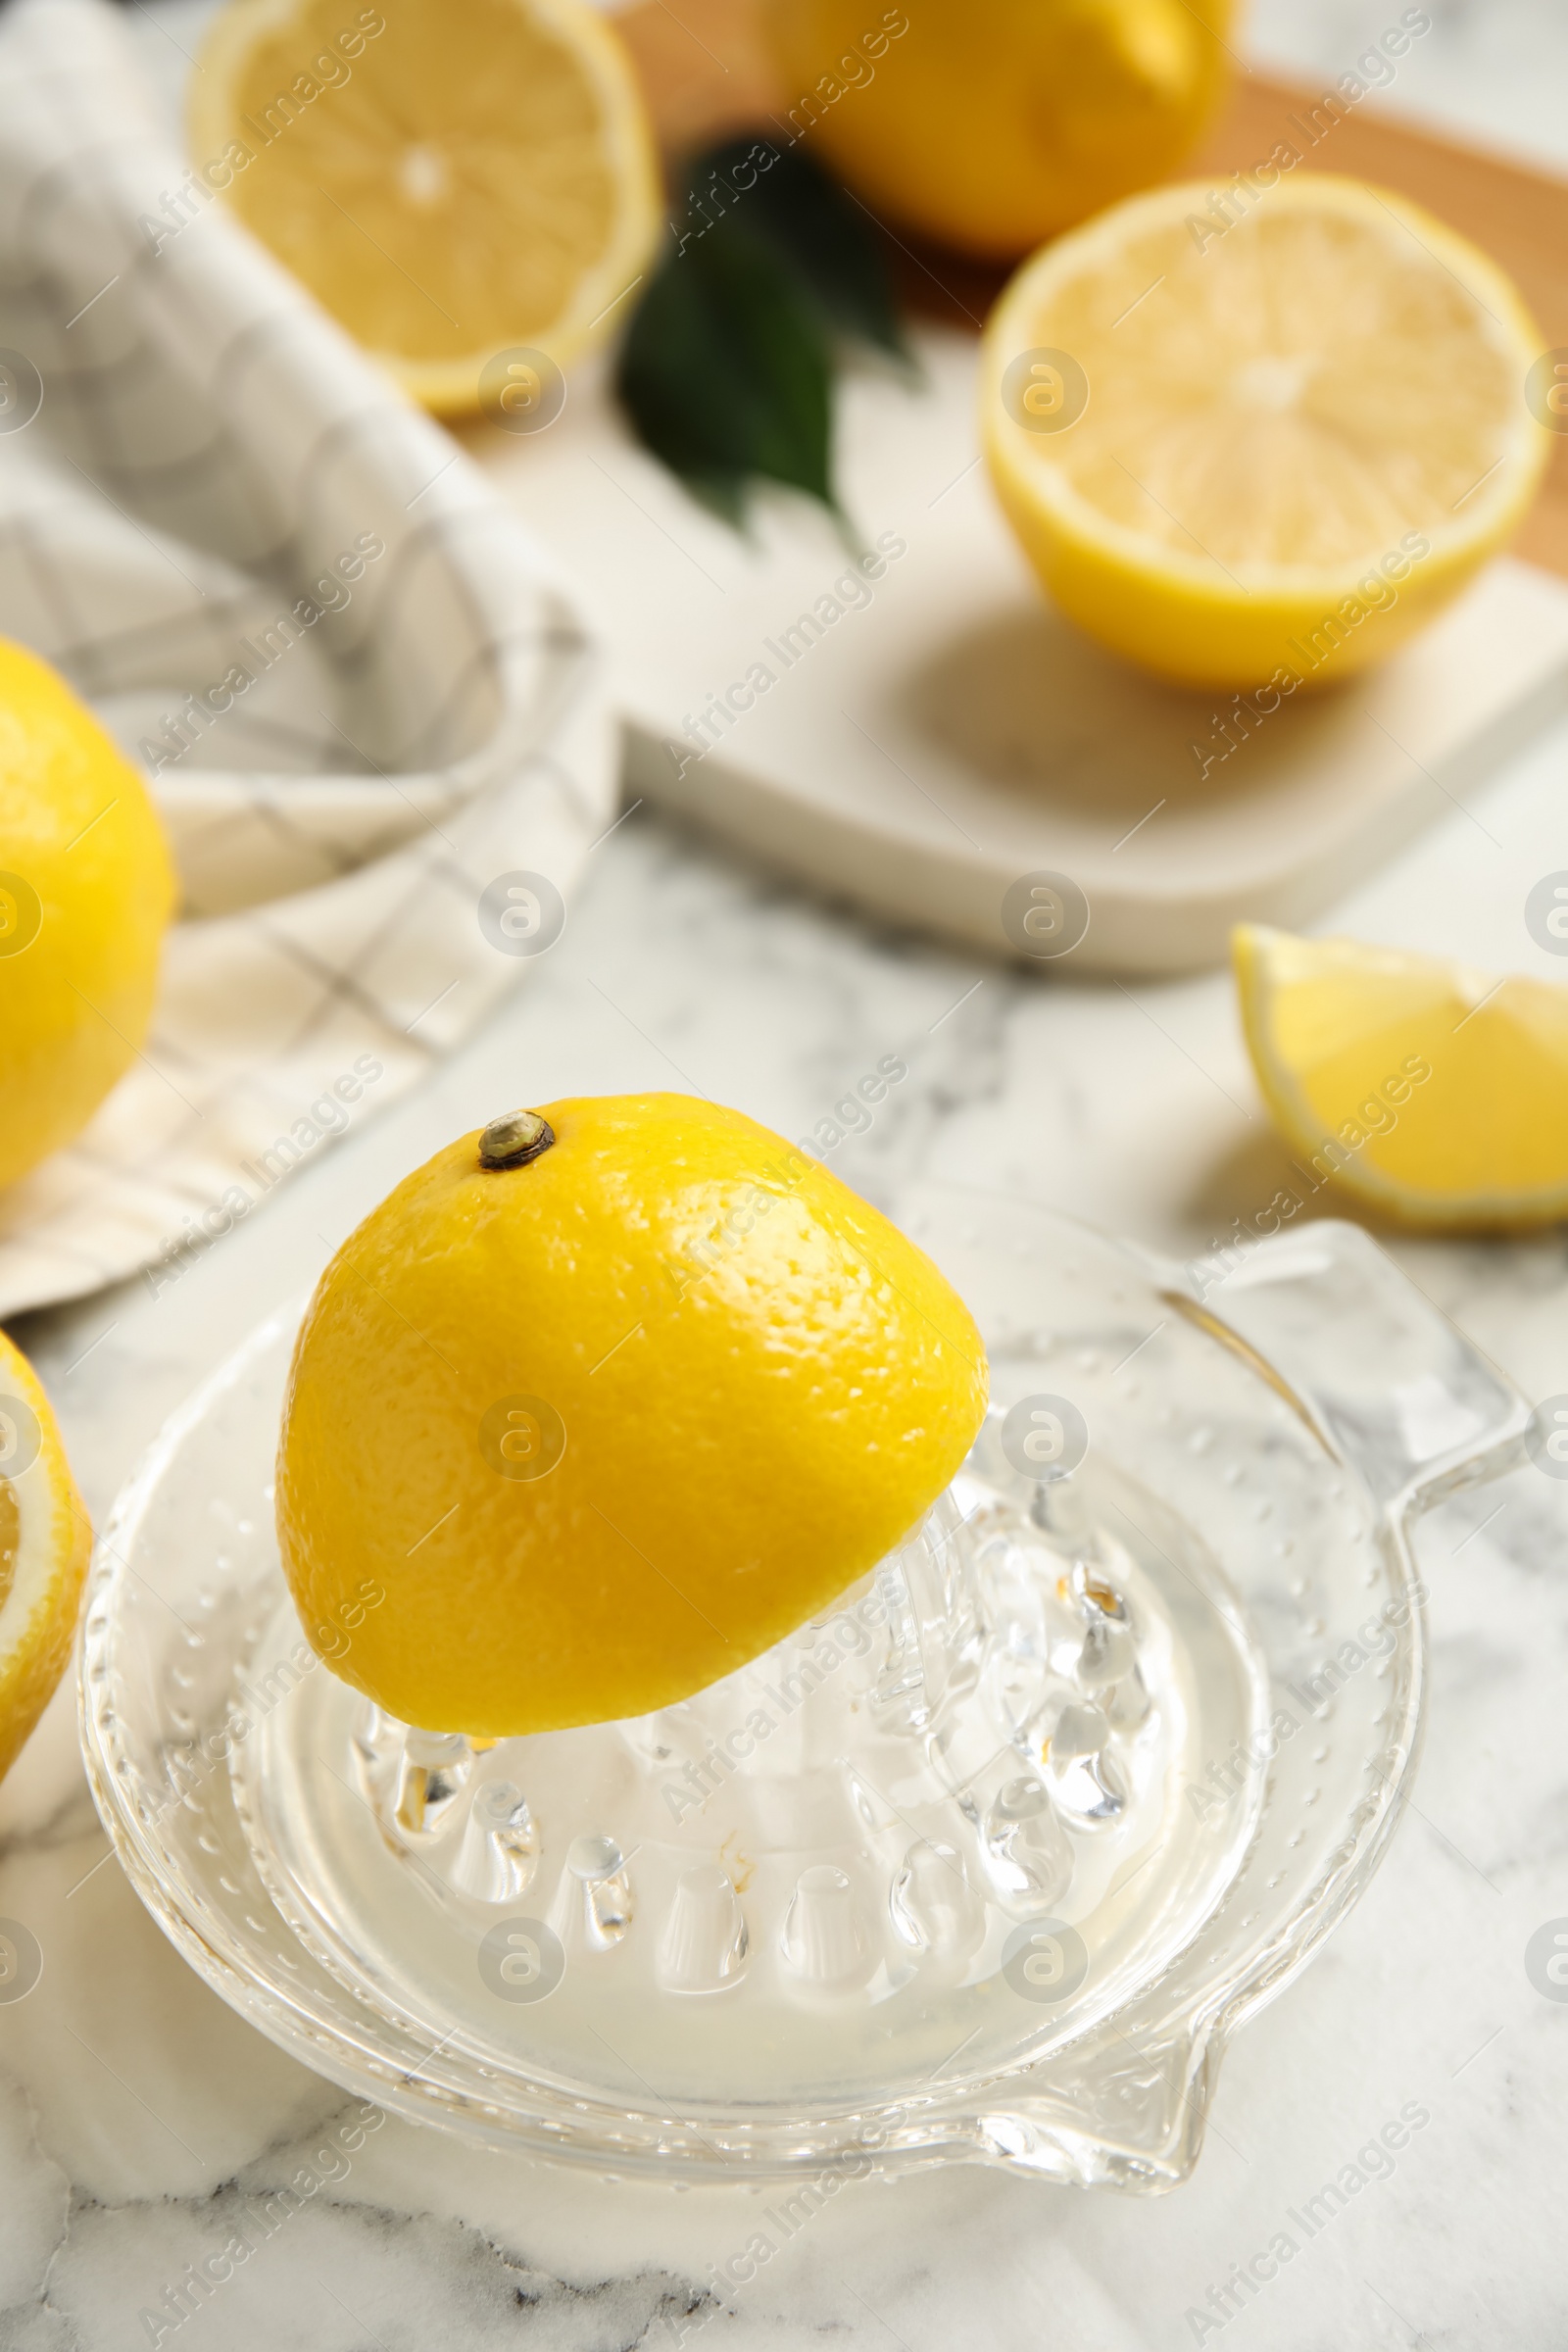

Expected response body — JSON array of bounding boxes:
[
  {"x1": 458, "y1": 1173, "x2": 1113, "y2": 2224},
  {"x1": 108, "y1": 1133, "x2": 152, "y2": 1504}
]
[{"x1": 477, "y1": 2, "x2": 1568, "y2": 973}]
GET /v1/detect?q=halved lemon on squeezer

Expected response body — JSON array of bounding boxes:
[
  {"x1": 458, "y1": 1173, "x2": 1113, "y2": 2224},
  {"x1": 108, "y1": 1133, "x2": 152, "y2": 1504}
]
[{"x1": 276, "y1": 1096, "x2": 989, "y2": 1735}]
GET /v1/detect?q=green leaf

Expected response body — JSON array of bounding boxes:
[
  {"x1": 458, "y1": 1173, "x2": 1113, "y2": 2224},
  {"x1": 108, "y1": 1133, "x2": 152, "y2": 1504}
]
[
  {"x1": 681, "y1": 137, "x2": 909, "y2": 365},
  {"x1": 614, "y1": 132, "x2": 913, "y2": 524},
  {"x1": 615, "y1": 218, "x2": 835, "y2": 522}
]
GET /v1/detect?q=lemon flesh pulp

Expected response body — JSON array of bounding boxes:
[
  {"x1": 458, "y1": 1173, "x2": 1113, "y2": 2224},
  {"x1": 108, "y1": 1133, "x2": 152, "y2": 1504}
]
[
  {"x1": 276, "y1": 1096, "x2": 990, "y2": 1736},
  {"x1": 189, "y1": 0, "x2": 660, "y2": 413},
  {"x1": 0, "y1": 1332, "x2": 92, "y2": 1785},
  {"x1": 0, "y1": 639, "x2": 175, "y2": 1191},
  {"x1": 983, "y1": 176, "x2": 1549, "y2": 687},
  {"x1": 1236, "y1": 925, "x2": 1568, "y2": 1230}
]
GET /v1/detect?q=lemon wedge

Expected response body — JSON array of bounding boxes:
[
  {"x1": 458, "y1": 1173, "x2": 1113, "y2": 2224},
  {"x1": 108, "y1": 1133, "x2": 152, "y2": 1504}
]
[
  {"x1": 188, "y1": 0, "x2": 660, "y2": 415},
  {"x1": 0, "y1": 1332, "x2": 91, "y2": 1784},
  {"x1": 982, "y1": 174, "x2": 1550, "y2": 687},
  {"x1": 1235, "y1": 923, "x2": 1568, "y2": 1230}
]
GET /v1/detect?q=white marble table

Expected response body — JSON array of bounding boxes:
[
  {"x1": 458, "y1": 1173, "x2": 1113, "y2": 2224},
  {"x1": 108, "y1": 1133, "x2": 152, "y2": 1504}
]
[{"x1": 5, "y1": 4, "x2": 1568, "y2": 2347}]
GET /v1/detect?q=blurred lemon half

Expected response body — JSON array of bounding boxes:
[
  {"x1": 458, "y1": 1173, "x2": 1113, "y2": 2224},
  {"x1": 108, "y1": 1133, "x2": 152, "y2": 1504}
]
[
  {"x1": 0, "y1": 1331, "x2": 91, "y2": 1786},
  {"x1": 761, "y1": 0, "x2": 1236, "y2": 259},
  {"x1": 1235, "y1": 923, "x2": 1568, "y2": 1230},
  {"x1": 189, "y1": 0, "x2": 661, "y2": 416},
  {"x1": 982, "y1": 175, "x2": 1550, "y2": 688}
]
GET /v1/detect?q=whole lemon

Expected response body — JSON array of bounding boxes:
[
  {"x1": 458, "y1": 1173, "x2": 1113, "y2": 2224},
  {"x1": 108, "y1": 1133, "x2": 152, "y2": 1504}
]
[
  {"x1": 762, "y1": 0, "x2": 1235, "y2": 259},
  {"x1": 276, "y1": 1096, "x2": 989, "y2": 1736},
  {"x1": 0, "y1": 642, "x2": 175, "y2": 1191}
]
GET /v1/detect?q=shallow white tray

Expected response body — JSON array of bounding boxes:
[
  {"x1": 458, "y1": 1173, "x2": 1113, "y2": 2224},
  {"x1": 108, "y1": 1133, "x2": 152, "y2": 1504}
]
[{"x1": 480, "y1": 327, "x2": 1568, "y2": 974}]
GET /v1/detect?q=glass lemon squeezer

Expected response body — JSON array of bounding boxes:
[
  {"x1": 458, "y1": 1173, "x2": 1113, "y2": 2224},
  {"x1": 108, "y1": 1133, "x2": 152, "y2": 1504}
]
[{"x1": 80, "y1": 1189, "x2": 1526, "y2": 2186}]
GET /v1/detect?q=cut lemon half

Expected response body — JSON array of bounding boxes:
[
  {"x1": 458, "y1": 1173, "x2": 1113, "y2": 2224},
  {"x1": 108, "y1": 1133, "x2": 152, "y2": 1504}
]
[
  {"x1": 761, "y1": 0, "x2": 1237, "y2": 259},
  {"x1": 188, "y1": 0, "x2": 661, "y2": 415},
  {"x1": 982, "y1": 175, "x2": 1550, "y2": 688},
  {"x1": 0, "y1": 1332, "x2": 91, "y2": 1785},
  {"x1": 276, "y1": 1097, "x2": 988, "y2": 1738},
  {"x1": 1235, "y1": 924, "x2": 1568, "y2": 1231}
]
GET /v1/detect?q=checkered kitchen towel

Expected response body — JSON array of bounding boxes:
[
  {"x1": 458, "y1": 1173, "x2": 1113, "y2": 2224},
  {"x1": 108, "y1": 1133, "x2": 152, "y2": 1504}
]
[{"x1": 0, "y1": 0, "x2": 615, "y2": 1316}]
